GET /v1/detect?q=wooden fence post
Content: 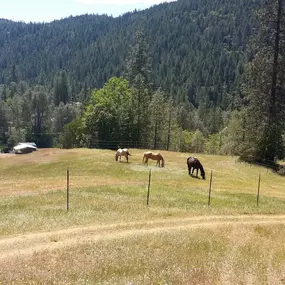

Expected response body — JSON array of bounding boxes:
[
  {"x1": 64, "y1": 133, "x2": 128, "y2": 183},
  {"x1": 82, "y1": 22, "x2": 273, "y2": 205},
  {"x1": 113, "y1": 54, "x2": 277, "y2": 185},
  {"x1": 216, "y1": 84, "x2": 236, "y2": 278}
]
[
  {"x1": 147, "y1": 169, "x2": 152, "y2": 206},
  {"x1": 67, "y1": 168, "x2": 70, "y2": 211},
  {"x1": 257, "y1": 174, "x2": 261, "y2": 207},
  {"x1": 208, "y1": 170, "x2": 213, "y2": 206}
]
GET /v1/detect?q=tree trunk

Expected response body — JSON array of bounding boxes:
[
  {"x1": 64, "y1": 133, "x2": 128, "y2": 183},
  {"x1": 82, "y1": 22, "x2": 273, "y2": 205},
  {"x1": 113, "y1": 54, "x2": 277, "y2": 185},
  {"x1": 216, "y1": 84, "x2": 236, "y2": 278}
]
[
  {"x1": 153, "y1": 113, "x2": 158, "y2": 149},
  {"x1": 269, "y1": 0, "x2": 282, "y2": 119},
  {"x1": 166, "y1": 106, "x2": 172, "y2": 151},
  {"x1": 265, "y1": 0, "x2": 282, "y2": 161}
]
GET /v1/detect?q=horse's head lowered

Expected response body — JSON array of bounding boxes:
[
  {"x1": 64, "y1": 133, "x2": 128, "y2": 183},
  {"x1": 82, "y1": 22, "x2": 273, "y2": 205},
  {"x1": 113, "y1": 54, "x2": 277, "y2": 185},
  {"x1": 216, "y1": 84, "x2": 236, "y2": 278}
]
[
  {"x1": 115, "y1": 148, "x2": 131, "y2": 162},
  {"x1": 187, "y1": 156, "x2": 205, "y2": 179},
  {"x1": 200, "y1": 167, "x2": 206, "y2": 180}
]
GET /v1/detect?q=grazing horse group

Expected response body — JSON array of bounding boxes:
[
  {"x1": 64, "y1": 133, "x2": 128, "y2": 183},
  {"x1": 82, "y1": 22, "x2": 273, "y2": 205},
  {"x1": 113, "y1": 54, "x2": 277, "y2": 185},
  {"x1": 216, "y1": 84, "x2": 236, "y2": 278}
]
[
  {"x1": 115, "y1": 148, "x2": 206, "y2": 179},
  {"x1": 115, "y1": 148, "x2": 165, "y2": 168}
]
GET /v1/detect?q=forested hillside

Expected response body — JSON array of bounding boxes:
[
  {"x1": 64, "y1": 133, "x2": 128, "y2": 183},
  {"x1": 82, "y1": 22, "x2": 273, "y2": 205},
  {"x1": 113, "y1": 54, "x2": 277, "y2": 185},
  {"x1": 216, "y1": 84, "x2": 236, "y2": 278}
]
[
  {"x1": 2, "y1": 0, "x2": 283, "y2": 165},
  {"x1": 0, "y1": 0, "x2": 260, "y2": 104}
]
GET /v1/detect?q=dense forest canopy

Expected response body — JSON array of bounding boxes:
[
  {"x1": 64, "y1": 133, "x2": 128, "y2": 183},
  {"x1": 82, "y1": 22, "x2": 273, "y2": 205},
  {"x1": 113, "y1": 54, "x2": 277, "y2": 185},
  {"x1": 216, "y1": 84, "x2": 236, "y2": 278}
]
[
  {"x1": 1, "y1": 0, "x2": 284, "y2": 164},
  {"x1": 0, "y1": 0, "x2": 260, "y2": 102}
]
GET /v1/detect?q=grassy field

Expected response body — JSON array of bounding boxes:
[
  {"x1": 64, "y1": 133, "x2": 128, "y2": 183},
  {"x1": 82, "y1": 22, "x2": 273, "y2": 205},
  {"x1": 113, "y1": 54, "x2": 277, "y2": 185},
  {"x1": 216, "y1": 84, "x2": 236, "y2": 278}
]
[{"x1": 0, "y1": 148, "x2": 285, "y2": 284}]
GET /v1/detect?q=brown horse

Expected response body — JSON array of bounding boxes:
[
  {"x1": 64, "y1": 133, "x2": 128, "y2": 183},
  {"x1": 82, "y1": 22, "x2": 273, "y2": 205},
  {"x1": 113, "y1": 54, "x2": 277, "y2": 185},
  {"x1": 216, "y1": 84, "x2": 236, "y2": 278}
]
[
  {"x1": 115, "y1": 148, "x2": 131, "y2": 163},
  {"x1": 143, "y1": 151, "x2": 165, "y2": 167},
  {"x1": 187, "y1": 156, "x2": 205, "y2": 179}
]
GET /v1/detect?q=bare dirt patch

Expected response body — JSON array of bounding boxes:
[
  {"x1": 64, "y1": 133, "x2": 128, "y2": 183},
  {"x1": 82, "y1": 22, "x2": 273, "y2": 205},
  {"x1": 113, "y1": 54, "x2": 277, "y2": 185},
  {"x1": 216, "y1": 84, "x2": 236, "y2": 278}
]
[
  {"x1": 8, "y1": 148, "x2": 66, "y2": 165},
  {"x1": 0, "y1": 153, "x2": 15, "y2": 158}
]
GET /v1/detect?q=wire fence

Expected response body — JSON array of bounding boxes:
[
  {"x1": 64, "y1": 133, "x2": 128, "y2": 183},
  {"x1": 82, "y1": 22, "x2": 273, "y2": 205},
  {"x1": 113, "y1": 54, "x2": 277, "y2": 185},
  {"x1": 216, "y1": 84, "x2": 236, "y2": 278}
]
[
  {"x1": 1, "y1": 132, "x2": 284, "y2": 173},
  {"x1": 1, "y1": 147, "x2": 283, "y2": 212},
  {"x1": 0, "y1": 131, "x2": 175, "y2": 152},
  {"x1": 87, "y1": 139, "x2": 170, "y2": 150}
]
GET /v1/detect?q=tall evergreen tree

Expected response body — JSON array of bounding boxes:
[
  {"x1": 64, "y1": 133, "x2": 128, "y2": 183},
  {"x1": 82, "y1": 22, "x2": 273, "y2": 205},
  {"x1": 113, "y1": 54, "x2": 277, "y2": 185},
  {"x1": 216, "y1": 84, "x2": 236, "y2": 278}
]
[
  {"x1": 7, "y1": 95, "x2": 23, "y2": 130},
  {"x1": 241, "y1": 0, "x2": 285, "y2": 162},
  {"x1": 53, "y1": 70, "x2": 69, "y2": 106},
  {"x1": 1, "y1": 85, "x2": 7, "y2": 101},
  {"x1": 166, "y1": 98, "x2": 174, "y2": 151},
  {"x1": 31, "y1": 86, "x2": 49, "y2": 135},
  {"x1": 0, "y1": 99, "x2": 8, "y2": 145},
  {"x1": 51, "y1": 103, "x2": 80, "y2": 134},
  {"x1": 9, "y1": 63, "x2": 18, "y2": 83},
  {"x1": 149, "y1": 89, "x2": 166, "y2": 149},
  {"x1": 124, "y1": 30, "x2": 153, "y2": 145}
]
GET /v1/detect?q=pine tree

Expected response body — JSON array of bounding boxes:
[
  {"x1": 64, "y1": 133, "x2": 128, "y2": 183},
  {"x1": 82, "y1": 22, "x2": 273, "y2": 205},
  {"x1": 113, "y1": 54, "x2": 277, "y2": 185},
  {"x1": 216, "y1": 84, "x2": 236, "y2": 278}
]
[
  {"x1": 53, "y1": 70, "x2": 69, "y2": 106},
  {"x1": 124, "y1": 30, "x2": 153, "y2": 145},
  {"x1": 149, "y1": 89, "x2": 166, "y2": 149},
  {"x1": 0, "y1": 99, "x2": 8, "y2": 144},
  {"x1": 125, "y1": 30, "x2": 152, "y2": 89},
  {"x1": 241, "y1": 0, "x2": 285, "y2": 162},
  {"x1": 31, "y1": 86, "x2": 49, "y2": 135},
  {"x1": 9, "y1": 63, "x2": 18, "y2": 83},
  {"x1": 166, "y1": 98, "x2": 174, "y2": 151}
]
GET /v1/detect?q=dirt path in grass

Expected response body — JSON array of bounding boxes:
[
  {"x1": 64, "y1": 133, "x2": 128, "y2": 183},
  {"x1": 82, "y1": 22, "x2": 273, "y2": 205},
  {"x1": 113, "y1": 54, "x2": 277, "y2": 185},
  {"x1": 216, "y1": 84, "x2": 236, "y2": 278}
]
[{"x1": 1, "y1": 214, "x2": 285, "y2": 261}]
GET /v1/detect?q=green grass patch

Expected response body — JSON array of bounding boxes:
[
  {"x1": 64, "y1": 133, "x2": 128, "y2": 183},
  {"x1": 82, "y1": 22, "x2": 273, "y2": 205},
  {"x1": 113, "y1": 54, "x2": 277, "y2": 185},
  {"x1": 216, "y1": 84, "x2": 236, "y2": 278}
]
[{"x1": 1, "y1": 148, "x2": 285, "y2": 236}]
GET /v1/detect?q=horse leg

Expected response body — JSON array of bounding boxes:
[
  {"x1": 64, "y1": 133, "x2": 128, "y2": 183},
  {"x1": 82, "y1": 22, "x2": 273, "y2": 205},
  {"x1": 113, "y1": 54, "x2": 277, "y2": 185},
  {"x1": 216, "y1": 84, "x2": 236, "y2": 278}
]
[
  {"x1": 196, "y1": 168, "x2": 198, "y2": 178},
  {"x1": 126, "y1": 155, "x2": 128, "y2": 163}
]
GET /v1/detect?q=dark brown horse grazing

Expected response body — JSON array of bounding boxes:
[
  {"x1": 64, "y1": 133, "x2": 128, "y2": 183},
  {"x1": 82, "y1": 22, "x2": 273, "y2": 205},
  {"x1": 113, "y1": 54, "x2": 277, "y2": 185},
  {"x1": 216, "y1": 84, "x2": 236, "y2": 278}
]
[{"x1": 187, "y1": 157, "x2": 205, "y2": 179}]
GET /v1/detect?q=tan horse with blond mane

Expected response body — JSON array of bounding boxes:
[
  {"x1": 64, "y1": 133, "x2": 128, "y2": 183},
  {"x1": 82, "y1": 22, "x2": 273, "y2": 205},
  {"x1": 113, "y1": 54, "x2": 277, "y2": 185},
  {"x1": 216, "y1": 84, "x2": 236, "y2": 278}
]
[{"x1": 142, "y1": 151, "x2": 165, "y2": 167}]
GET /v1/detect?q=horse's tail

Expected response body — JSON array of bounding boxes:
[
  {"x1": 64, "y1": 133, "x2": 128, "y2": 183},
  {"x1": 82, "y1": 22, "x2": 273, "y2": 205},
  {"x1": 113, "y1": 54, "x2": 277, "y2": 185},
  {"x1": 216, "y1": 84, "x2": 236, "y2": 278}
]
[
  {"x1": 161, "y1": 154, "x2": 165, "y2": 167},
  {"x1": 115, "y1": 152, "x2": 118, "y2": 161},
  {"x1": 142, "y1": 153, "x2": 145, "y2": 163}
]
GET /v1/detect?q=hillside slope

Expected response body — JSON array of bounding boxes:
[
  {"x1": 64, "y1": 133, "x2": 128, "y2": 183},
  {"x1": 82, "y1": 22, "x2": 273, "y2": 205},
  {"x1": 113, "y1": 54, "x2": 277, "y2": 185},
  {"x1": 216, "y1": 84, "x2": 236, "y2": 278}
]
[{"x1": 0, "y1": 0, "x2": 261, "y2": 107}]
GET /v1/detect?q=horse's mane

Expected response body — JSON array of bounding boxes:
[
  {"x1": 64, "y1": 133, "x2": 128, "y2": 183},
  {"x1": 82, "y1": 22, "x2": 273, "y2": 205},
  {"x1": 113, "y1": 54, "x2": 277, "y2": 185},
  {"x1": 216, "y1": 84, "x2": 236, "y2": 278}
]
[{"x1": 142, "y1": 151, "x2": 151, "y2": 161}]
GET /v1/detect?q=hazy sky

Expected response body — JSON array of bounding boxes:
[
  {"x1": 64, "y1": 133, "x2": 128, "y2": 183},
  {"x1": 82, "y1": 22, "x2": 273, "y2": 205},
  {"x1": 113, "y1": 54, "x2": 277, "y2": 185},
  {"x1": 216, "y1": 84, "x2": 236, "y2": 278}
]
[{"x1": 0, "y1": 0, "x2": 176, "y2": 23}]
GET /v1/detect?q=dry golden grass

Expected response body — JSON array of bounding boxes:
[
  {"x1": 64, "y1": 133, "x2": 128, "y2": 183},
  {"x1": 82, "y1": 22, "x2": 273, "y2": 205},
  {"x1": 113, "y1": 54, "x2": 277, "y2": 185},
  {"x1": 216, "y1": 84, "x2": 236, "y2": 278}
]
[
  {"x1": 1, "y1": 148, "x2": 284, "y2": 197},
  {"x1": 1, "y1": 222, "x2": 285, "y2": 284},
  {"x1": 1, "y1": 148, "x2": 285, "y2": 284}
]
